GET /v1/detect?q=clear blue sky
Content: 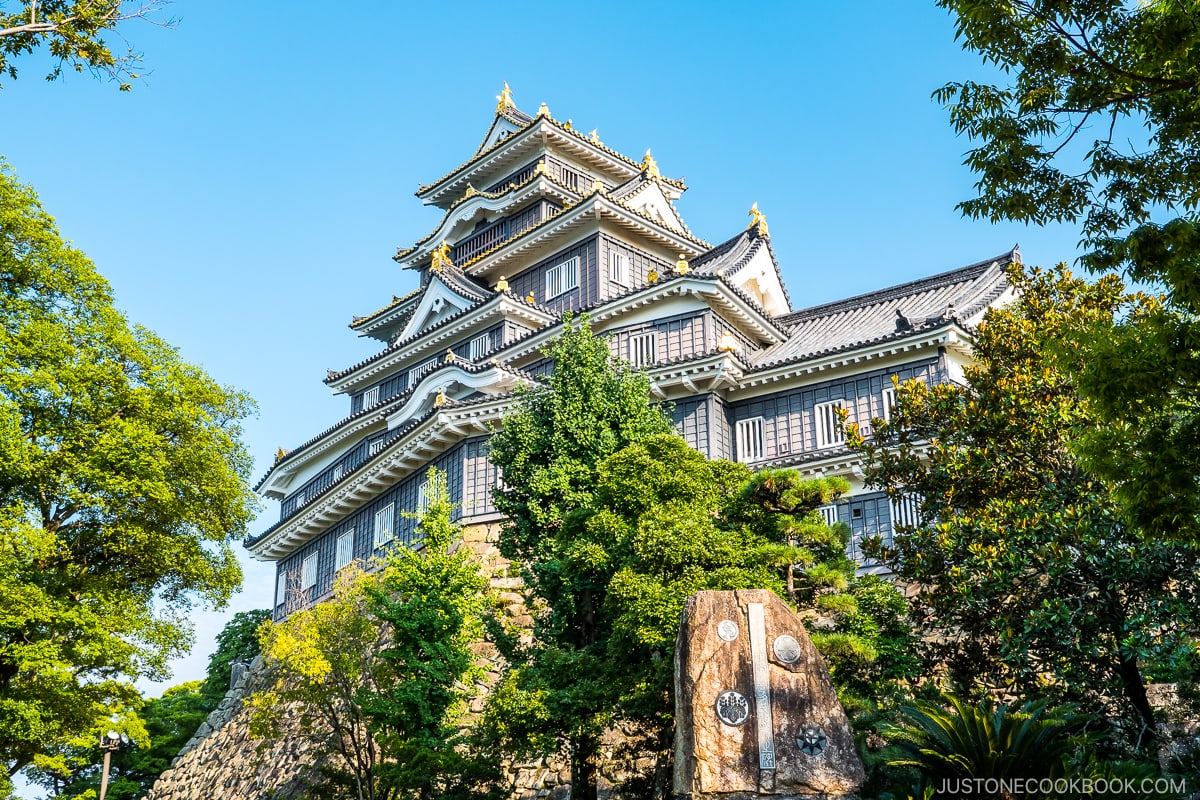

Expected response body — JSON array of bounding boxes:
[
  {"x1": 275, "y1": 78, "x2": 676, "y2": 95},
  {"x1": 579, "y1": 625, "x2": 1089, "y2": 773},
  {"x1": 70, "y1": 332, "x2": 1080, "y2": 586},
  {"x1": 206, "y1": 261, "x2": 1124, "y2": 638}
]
[{"x1": 1, "y1": 0, "x2": 1082, "y2": 698}]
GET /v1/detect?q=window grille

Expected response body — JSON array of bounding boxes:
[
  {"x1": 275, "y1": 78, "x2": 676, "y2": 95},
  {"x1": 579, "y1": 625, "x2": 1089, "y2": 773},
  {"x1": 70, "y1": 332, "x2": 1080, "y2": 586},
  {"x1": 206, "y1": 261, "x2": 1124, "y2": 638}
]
[
  {"x1": 417, "y1": 481, "x2": 430, "y2": 514},
  {"x1": 610, "y1": 252, "x2": 629, "y2": 287},
  {"x1": 335, "y1": 529, "x2": 354, "y2": 570},
  {"x1": 275, "y1": 570, "x2": 288, "y2": 607},
  {"x1": 409, "y1": 360, "x2": 435, "y2": 387},
  {"x1": 369, "y1": 438, "x2": 386, "y2": 456},
  {"x1": 374, "y1": 503, "x2": 394, "y2": 548},
  {"x1": 545, "y1": 256, "x2": 580, "y2": 299},
  {"x1": 814, "y1": 400, "x2": 847, "y2": 449},
  {"x1": 628, "y1": 331, "x2": 657, "y2": 369},
  {"x1": 301, "y1": 552, "x2": 318, "y2": 591},
  {"x1": 363, "y1": 386, "x2": 380, "y2": 408},
  {"x1": 294, "y1": 487, "x2": 306, "y2": 507},
  {"x1": 818, "y1": 504, "x2": 838, "y2": 527},
  {"x1": 469, "y1": 333, "x2": 490, "y2": 361},
  {"x1": 735, "y1": 417, "x2": 765, "y2": 463},
  {"x1": 332, "y1": 462, "x2": 344, "y2": 481},
  {"x1": 889, "y1": 493, "x2": 922, "y2": 530},
  {"x1": 881, "y1": 386, "x2": 898, "y2": 423}
]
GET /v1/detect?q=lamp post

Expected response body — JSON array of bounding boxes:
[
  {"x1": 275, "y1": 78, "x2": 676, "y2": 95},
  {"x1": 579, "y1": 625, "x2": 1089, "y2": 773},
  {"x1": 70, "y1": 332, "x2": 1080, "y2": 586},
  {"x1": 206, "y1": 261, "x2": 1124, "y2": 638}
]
[{"x1": 97, "y1": 730, "x2": 127, "y2": 800}]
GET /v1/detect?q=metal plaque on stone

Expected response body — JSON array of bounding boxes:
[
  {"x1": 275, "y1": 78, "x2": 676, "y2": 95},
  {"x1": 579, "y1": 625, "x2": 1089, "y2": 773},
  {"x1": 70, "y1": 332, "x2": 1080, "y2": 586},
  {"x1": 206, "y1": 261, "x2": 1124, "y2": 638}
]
[
  {"x1": 747, "y1": 602, "x2": 776, "y2": 769},
  {"x1": 772, "y1": 634, "x2": 802, "y2": 664},
  {"x1": 717, "y1": 620, "x2": 739, "y2": 642},
  {"x1": 797, "y1": 724, "x2": 828, "y2": 756},
  {"x1": 715, "y1": 691, "x2": 750, "y2": 726}
]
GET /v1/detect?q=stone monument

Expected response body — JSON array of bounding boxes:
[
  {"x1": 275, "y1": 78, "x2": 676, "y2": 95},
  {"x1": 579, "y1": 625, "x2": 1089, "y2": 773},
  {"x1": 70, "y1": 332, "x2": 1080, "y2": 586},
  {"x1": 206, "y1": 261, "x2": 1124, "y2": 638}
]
[{"x1": 673, "y1": 589, "x2": 865, "y2": 798}]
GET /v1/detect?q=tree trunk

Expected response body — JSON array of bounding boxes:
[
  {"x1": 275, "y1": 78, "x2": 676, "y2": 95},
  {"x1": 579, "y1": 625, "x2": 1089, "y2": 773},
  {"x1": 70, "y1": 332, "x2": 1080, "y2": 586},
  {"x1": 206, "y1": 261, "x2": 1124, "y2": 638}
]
[
  {"x1": 571, "y1": 732, "x2": 598, "y2": 800},
  {"x1": 1117, "y1": 648, "x2": 1158, "y2": 750}
]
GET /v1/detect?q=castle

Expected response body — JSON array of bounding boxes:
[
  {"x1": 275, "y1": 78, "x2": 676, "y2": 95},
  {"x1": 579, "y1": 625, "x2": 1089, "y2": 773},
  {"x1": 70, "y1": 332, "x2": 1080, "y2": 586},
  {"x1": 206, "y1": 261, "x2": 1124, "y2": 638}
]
[{"x1": 246, "y1": 84, "x2": 1016, "y2": 617}]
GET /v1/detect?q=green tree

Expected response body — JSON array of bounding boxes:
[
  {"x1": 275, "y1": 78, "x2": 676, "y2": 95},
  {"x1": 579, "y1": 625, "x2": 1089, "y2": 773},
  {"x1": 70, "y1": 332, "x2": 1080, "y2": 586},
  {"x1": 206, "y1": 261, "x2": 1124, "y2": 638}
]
[
  {"x1": 847, "y1": 264, "x2": 1200, "y2": 752},
  {"x1": 486, "y1": 315, "x2": 676, "y2": 800},
  {"x1": 486, "y1": 317, "x2": 909, "y2": 799},
  {"x1": 0, "y1": 0, "x2": 172, "y2": 89},
  {"x1": 935, "y1": 0, "x2": 1200, "y2": 543},
  {"x1": 200, "y1": 609, "x2": 271, "y2": 709},
  {"x1": 249, "y1": 469, "x2": 493, "y2": 800},
  {"x1": 0, "y1": 162, "x2": 257, "y2": 793}
]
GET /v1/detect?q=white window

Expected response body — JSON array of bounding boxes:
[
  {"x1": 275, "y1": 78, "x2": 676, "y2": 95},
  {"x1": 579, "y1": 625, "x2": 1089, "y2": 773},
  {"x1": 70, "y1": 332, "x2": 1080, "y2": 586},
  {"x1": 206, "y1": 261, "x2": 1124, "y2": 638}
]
[
  {"x1": 469, "y1": 333, "x2": 490, "y2": 361},
  {"x1": 735, "y1": 417, "x2": 765, "y2": 463},
  {"x1": 301, "y1": 552, "x2": 318, "y2": 591},
  {"x1": 545, "y1": 256, "x2": 580, "y2": 299},
  {"x1": 362, "y1": 386, "x2": 380, "y2": 408},
  {"x1": 408, "y1": 360, "x2": 435, "y2": 387},
  {"x1": 818, "y1": 504, "x2": 838, "y2": 527},
  {"x1": 417, "y1": 481, "x2": 430, "y2": 514},
  {"x1": 374, "y1": 503, "x2": 395, "y2": 548},
  {"x1": 332, "y1": 462, "x2": 344, "y2": 481},
  {"x1": 881, "y1": 387, "x2": 898, "y2": 423},
  {"x1": 294, "y1": 487, "x2": 306, "y2": 507},
  {"x1": 275, "y1": 569, "x2": 288, "y2": 607},
  {"x1": 889, "y1": 493, "x2": 922, "y2": 530},
  {"x1": 628, "y1": 331, "x2": 657, "y2": 369},
  {"x1": 336, "y1": 529, "x2": 354, "y2": 570},
  {"x1": 814, "y1": 399, "x2": 847, "y2": 449},
  {"x1": 610, "y1": 251, "x2": 629, "y2": 287},
  {"x1": 369, "y1": 438, "x2": 387, "y2": 456}
]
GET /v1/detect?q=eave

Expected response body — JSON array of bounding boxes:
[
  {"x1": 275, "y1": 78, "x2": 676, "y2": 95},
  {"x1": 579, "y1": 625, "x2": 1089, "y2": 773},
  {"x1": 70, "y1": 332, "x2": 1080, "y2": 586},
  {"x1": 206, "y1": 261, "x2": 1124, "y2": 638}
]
[
  {"x1": 460, "y1": 192, "x2": 709, "y2": 282},
  {"x1": 247, "y1": 396, "x2": 514, "y2": 561},
  {"x1": 732, "y1": 323, "x2": 972, "y2": 399},
  {"x1": 416, "y1": 117, "x2": 642, "y2": 207},
  {"x1": 396, "y1": 173, "x2": 584, "y2": 270},
  {"x1": 326, "y1": 294, "x2": 555, "y2": 394}
]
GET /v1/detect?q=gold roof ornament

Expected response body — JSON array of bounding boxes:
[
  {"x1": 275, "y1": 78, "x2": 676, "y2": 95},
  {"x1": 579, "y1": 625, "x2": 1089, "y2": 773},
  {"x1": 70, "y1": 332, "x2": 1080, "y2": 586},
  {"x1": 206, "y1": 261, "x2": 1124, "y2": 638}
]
[
  {"x1": 747, "y1": 202, "x2": 769, "y2": 236},
  {"x1": 496, "y1": 81, "x2": 515, "y2": 114},
  {"x1": 434, "y1": 387, "x2": 446, "y2": 406},
  {"x1": 537, "y1": 101, "x2": 550, "y2": 118},
  {"x1": 564, "y1": 118, "x2": 573, "y2": 130},
  {"x1": 534, "y1": 160, "x2": 546, "y2": 175},
  {"x1": 592, "y1": 177, "x2": 604, "y2": 193},
  {"x1": 494, "y1": 275, "x2": 509, "y2": 292},
  {"x1": 526, "y1": 291, "x2": 536, "y2": 303},
  {"x1": 445, "y1": 348, "x2": 456, "y2": 363},
  {"x1": 674, "y1": 253, "x2": 690, "y2": 274},
  {"x1": 431, "y1": 240, "x2": 453, "y2": 272},
  {"x1": 647, "y1": 266, "x2": 659, "y2": 283},
  {"x1": 464, "y1": 183, "x2": 477, "y2": 198},
  {"x1": 275, "y1": 447, "x2": 289, "y2": 461},
  {"x1": 641, "y1": 149, "x2": 660, "y2": 179},
  {"x1": 589, "y1": 129, "x2": 600, "y2": 144},
  {"x1": 718, "y1": 331, "x2": 740, "y2": 353}
]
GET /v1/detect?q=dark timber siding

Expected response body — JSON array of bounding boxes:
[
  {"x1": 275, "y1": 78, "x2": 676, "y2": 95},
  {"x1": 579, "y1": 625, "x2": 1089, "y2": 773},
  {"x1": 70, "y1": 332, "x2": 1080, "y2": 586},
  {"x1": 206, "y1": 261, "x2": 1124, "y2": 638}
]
[
  {"x1": 709, "y1": 394, "x2": 733, "y2": 460},
  {"x1": 349, "y1": 324, "x2": 507, "y2": 414},
  {"x1": 462, "y1": 437, "x2": 502, "y2": 520},
  {"x1": 507, "y1": 237, "x2": 598, "y2": 313},
  {"x1": 274, "y1": 445, "x2": 465, "y2": 618},
  {"x1": 671, "y1": 396, "x2": 711, "y2": 455},
  {"x1": 837, "y1": 492, "x2": 893, "y2": 564},
  {"x1": 607, "y1": 312, "x2": 710, "y2": 365},
  {"x1": 597, "y1": 235, "x2": 670, "y2": 302},
  {"x1": 727, "y1": 357, "x2": 943, "y2": 461}
]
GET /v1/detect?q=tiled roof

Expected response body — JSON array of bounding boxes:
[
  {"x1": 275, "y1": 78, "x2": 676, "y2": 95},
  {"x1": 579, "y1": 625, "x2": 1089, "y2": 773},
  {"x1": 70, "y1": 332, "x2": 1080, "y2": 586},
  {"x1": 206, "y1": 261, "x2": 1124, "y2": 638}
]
[
  {"x1": 350, "y1": 287, "x2": 421, "y2": 330},
  {"x1": 751, "y1": 248, "x2": 1018, "y2": 369},
  {"x1": 437, "y1": 264, "x2": 492, "y2": 302},
  {"x1": 687, "y1": 226, "x2": 793, "y2": 311}
]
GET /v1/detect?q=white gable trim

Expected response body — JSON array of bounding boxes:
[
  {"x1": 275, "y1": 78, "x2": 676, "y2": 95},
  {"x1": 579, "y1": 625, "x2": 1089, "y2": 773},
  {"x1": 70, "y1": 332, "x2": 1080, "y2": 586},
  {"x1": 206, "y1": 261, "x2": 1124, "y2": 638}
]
[
  {"x1": 723, "y1": 242, "x2": 790, "y2": 316},
  {"x1": 385, "y1": 364, "x2": 526, "y2": 432},
  {"x1": 398, "y1": 276, "x2": 479, "y2": 341},
  {"x1": 620, "y1": 180, "x2": 687, "y2": 233}
]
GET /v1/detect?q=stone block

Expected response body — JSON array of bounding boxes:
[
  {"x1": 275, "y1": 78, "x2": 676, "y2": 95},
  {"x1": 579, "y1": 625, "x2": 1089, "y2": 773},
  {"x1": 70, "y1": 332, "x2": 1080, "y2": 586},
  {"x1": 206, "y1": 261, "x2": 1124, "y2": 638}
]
[{"x1": 673, "y1": 589, "x2": 864, "y2": 797}]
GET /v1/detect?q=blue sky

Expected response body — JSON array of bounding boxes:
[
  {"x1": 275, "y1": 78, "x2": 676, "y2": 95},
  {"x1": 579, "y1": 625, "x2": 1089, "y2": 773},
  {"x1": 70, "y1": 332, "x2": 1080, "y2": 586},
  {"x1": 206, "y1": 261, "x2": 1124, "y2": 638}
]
[{"x1": 1, "y1": 0, "x2": 1083, "y2": 698}]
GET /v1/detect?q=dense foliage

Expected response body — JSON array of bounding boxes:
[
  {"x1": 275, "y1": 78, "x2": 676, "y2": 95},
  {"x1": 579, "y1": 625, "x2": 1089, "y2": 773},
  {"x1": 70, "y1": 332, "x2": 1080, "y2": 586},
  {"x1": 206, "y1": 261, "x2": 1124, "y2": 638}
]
[
  {"x1": 200, "y1": 609, "x2": 271, "y2": 709},
  {"x1": 937, "y1": 0, "x2": 1200, "y2": 543},
  {"x1": 0, "y1": 162, "x2": 257, "y2": 793},
  {"x1": 486, "y1": 316, "x2": 916, "y2": 799},
  {"x1": 848, "y1": 264, "x2": 1200, "y2": 753},
  {"x1": 249, "y1": 470, "x2": 494, "y2": 800}
]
